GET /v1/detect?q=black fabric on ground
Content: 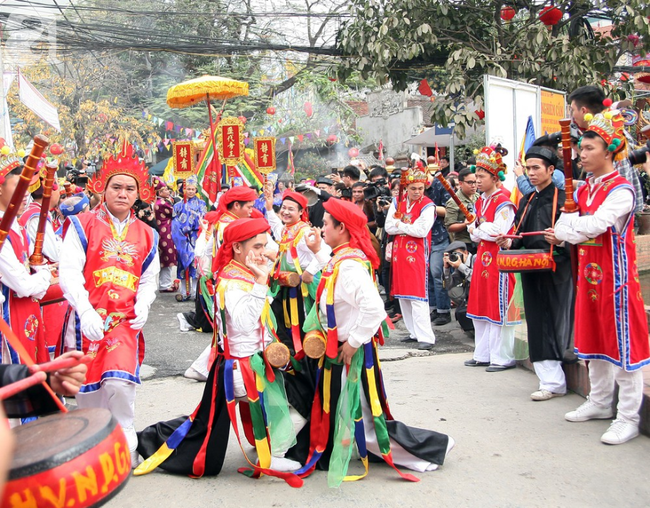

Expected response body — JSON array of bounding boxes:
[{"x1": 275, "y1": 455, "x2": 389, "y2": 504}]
[{"x1": 184, "y1": 282, "x2": 213, "y2": 333}]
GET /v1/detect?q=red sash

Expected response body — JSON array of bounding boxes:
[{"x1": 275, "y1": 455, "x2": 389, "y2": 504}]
[
  {"x1": 67, "y1": 206, "x2": 158, "y2": 390},
  {"x1": 466, "y1": 190, "x2": 519, "y2": 324},
  {"x1": 574, "y1": 173, "x2": 650, "y2": 370},
  {"x1": 390, "y1": 197, "x2": 432, "y2": 300}
]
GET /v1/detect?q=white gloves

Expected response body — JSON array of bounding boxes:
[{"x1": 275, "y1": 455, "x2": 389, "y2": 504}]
[
  {"x1": 129, "y1": 301, "x2": 149, "y2": 330},
  {"x1": 81, "y1": 308, "x2": 105, "y2": 342},
  {"x1": 479, "y1": 222, "x2": 501, "y2": 237}
]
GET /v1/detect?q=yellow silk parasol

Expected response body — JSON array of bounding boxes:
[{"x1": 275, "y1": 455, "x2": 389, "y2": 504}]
[{"x1": 166, "y1": 75, "x2": 249, "y2": 109}]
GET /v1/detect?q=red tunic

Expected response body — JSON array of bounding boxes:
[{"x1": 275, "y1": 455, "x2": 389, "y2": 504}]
[
  {"x1": 65, "y1": 206, "x2": 158, "y2": 392},
  {"x1": 19, "y1": 202, "x2": 68, "y2": 356},
  {"x1": 574, "y1": 173, "x2": 650, "y2": 371},
  {"x1": 391, "y1": 196, "x2": 432, "y2": 300},
  {"x1": 467, "y1": 190, "x2": 519, "y2": 325},
  {"x1": 0, "y1": 227, "x2": 48, "y2": 364}
]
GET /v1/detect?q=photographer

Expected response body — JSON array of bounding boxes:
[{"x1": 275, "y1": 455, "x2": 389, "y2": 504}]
[
  {"x1": 133, "y1": 199, "x2": 158, "y2": 230},
  {"x1": 442, "y1": 241, "x2": 474, "y2": 333}
]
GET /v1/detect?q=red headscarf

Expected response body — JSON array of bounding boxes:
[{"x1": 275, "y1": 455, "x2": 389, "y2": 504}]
[
  {"x1": 212, "y1": 218, "x2": 270, "y2": 276},
  {"x1": 323, "y1": 198, "x2": 380, "y2": 269},
  {"x1": 282, "y1": 190, "x2": 309, "y2": 222},
  {"x1": 214, "y1": 186, "x2": 258, "y2": 222}
]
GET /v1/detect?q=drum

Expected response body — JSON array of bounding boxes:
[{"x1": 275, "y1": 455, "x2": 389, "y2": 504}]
[
  {"x1": 303, "y1": 330, "x2": 326, "y2": 360},
  {"x1": 264, "y1": 342, "x2": 291, "y2": 368},
  {"x1": 3, "y1": 408, "x2": 131, "y2": 507},
  {"x1": 496, "y1": 249, "x2": 555, "y2": 273},
  {"x1": 276, "y1": 271, "x2": 301, "y2": 287}
]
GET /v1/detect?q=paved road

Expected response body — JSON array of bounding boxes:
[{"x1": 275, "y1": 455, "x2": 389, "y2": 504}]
[{"x1": 110, "y1": 350, "x2": 650, "y2": 508}]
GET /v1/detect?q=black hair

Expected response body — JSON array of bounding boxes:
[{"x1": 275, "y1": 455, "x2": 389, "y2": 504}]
[
  {"x1": 582, "y1": 130, "x2": 608, "y2": 148},
  {"x1": 458, "y1": 168, "x2": 473, "y2": 182},
  {"x1": 342, "y1": 165, "x2": 361, "y2": 180},
  {"x1": 369, "y1": 166, "x2": 388, "y2": 179},
  {"x1": 390, "y1": 179, "x2": 400, "y2": 190},
  {"x1": 227, "y1": 199, "x2": 252, "y2": 210},
  {"x1": 568, "y1": 86, "x2": 605, "y2": 114},
  {"x1": 2, "y1": 166, "x2": 23, "y2": 185},
  {"x1": 441, "y1": 156, "x2": 450, "y2": 163},
  {"x1": 351, "y1": 181, "x2": 365, "y2": 189}
]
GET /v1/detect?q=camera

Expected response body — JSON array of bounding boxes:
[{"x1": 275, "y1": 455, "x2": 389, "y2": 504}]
[
  {"x1": 448, "y1": 252, "x2": 461, "y2": 263},
  {"x1": 628, "y1": 140, "x2": 650, "y2": 166},
  {"x1": 364, "y1": 178, "x2": 392, "y2": 201}
]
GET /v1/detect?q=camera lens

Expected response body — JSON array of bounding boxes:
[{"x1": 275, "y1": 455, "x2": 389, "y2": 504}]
[{"x1": 448, "y1": 252, "x2": 459, "y2": 263}]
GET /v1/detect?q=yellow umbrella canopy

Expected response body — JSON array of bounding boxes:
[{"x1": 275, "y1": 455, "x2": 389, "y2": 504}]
[{"x1": 166, "y1": 75, "x2": 249, "y2": 109}]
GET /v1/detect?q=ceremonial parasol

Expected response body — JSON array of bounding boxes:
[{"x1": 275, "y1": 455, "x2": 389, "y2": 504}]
[{"x1": 166, "y1": 75, "x2": 250, "y2": 190}]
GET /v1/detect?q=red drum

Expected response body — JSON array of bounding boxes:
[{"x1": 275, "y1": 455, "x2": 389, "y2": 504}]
[
  {"x1": 276, "y1": 271, "x2": 301, "y2": 287},
  {"x1": 3, "y1": 408, "x2": 131, "y2": 507},
  {"x1": 496, "y1": 249, "x2": 556, "y2": 273}
]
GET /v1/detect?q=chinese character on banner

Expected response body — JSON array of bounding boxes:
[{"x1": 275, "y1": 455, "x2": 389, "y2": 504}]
[
  {"x1": 253, "y1": 137, "x2": 276, "y2": 173},
  {"x1": 172, "y1": 141, "x2": 195, "y2": 180},
  {"x1": 217, "y1": 117, "x2": 245, "y2": 166}
]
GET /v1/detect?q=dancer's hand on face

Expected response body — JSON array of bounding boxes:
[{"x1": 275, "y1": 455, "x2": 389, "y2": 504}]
[{"x1": 245, "y1": 250, "x2": 270, "y2": 284}]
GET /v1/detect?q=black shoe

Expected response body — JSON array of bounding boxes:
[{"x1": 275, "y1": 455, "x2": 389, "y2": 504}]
[
  {"x1": 430, "y1": 310, "x2": 439, "y2": 321},
  {"x1": 485, "y1": 364, "x2": 516, "y2": 372},
  {"x1": 464, "y1": 359, "x2": 490, "y2": 367},
  {"x1": 563, "y1": 349, "x2": 579, "y2": 365},
  {"x1": 433, "y1": 313, "x2": 452, "y2": 326},
  {"x1": 400, "y1": 337, "x2": 417, "y2": 343},
  {"x1": 417, "y1": 342, "x2": 434, "y2": 351}
]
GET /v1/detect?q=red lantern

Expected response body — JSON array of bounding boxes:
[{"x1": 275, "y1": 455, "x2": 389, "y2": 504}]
[
  {"x1": 539, "y1": 6, "x2": 562, "y2": 26},
  {"x1": 238, "y1": 115, "x2": 247, "y2": 124},
  {"x1": 348, "y1": 147, "x2": 359, "y2": 158},
  {"x1": 50, "y1": 143, "x2": 64, "y2": 155},
  {"x1": 500, "y1": 6, "x2": 516, "y2": 21},
  {"x1": 474, "y1": 109, "x2": 485, "y2": 120},
  {"x1": 326, "y1": 134, "x2": 337, "y2": 145},
  {"x1": 266, "y1": 107, "x2": 276, "y2": 115},
  {"x1": 628, "y1": 34, "x2": 640, "y2": 48},
  {"x1": 303, "y1": 102, "x2": 313, "y2": 118}
]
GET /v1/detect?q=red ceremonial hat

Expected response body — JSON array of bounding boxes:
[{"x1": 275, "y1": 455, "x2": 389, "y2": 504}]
[
  {"x1": 214, "y1": 186, "x2": 258, "y2": 221},
  {"x1": 323, "y1": 198, "x2": 380, "y2": 269},
  {"x1": 282, "y1": 190, "x2": 309, "y2": 222},
  {"x1": 212, "y1": 218, "x2": 270, "y2": 276}
]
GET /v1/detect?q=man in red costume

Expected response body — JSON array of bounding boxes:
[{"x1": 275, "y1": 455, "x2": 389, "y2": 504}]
[
  {"x1": 466, "y1": 145, "x2": 519, "y2": 371},
  {"x1": 59, "y1": 144, "x2": 160, "y2": 466},
  {"x1": 555, "y1": 108, "x2": 649, "y2": 445},
  {"x1": 0, "y1": 158, "x2": 52, "y2": 368},
  {"x1": 384, "y1": 167, "x2": 436, "y2": 350}
]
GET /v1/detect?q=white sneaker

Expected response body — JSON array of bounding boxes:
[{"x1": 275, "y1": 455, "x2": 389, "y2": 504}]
[
  {"x1": 177, "y1": 312, "x2": 192, "y2": 332},
  {"x1": 183, "y1": 367, "x2": 207, "y2": 382},
  {"x1": 531, "y1": 389, "x2": 565, "y2": 401},
  {"x1": 601, "y1": 419, "x2": 639, "y2": 445},
  {"x1": 270, "y1": 456, "x2": 302, "y2": 472},
  {"x1": 131, "y1": 451, "x2": 143, "y2": 469},
  {"x1": 565, "y1": 398, "x2": 614, "y2": 422}
]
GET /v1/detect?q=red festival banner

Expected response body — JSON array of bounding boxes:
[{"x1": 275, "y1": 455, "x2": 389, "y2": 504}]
[
  {"x1": 253, "y1": 137, "x2": 276, "y2": 173},
  {"x1": 172, "y1": 141, "x2": 195, "y2": 179},
  {"x1": 217, "y1": 117, "x2": 245, "y2": 166}
]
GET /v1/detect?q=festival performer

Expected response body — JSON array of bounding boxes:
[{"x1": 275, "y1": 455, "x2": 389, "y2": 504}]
[
  {"x1": 263, "y1": 186, "x2": 331, "y2": 355},
  {"x1": 59, "y1": 144, "x2": 160, "y2": 466},
  {"x1": 136, "y1": 218, "x2": 304, "y2": 483},
  {"x1": 20, "y1": 166, "x2": 67, "y2": 358},
  {"x1": 384, "y1": 166, "x2": 437, "y2": 350},
  {"x1": 153, "y1": 178, "x2": 178, "y2": 293},
  {"x1": 289, "y1": 198, "x2": 453, "y2": 487},
  {"x1": 466, "y1": 145, "x2": 520, "y2": 371},
  {"x1": 181, "y1": 185, "x2": 260, "y2": 381},
  {"x1": 172, "y1": 174, "x2": 207, "y2": 301},
  {"x1": 0, "y1": 156, "x2": 52, "y2": 366},
  {"x1": 554, "y1": 110, "x2": 649, "y2": 445},
  {"x1": 495, "y1": 146, "x2": 573, "y2": 399}
]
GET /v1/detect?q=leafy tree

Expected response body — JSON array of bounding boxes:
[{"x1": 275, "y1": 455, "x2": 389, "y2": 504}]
[{"x1": 337, "y1": 0, "x2": 650, "y2": 136}]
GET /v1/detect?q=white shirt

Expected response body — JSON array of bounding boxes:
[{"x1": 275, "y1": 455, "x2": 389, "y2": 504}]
[
  {"x1": 59, "y1": 208, "x2": 160, "y2": 317},
  {"x1": 266, "y1": 210, "x2": 331, "y2": 275},
  {"x1": 319, "y1": 259, "x2": 387, "y2": 349},
  {"x1": 555, "y1": 171, "x2": 634, "y2": 244},
  {"x1": 0, "y1": 211, "x2": 50, "y2": 299},
  {"x1": 215, "y1": 281, "x2": 273, "y2": 358},
  {"x1": 24, "y1": 204, "x2": 62, "y2": 262},
  {"x1": 468, "y1": 190, "x2": 516, "y2": 243},
  {"x1": 384, "y1": 198, "x2": 436, "y2": 238}
]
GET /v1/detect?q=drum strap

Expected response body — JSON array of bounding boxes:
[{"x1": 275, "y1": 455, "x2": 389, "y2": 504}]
[{"x1": 514, "y1": 187, "x2": 558, "y2": 266}]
